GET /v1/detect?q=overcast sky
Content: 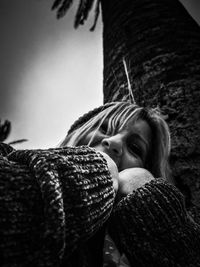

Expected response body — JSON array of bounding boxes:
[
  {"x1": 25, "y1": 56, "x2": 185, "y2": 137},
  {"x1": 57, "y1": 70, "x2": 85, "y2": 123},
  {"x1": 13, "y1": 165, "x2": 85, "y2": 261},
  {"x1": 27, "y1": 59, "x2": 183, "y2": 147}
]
[{"x1": 0, "y1": 0, "x2": 199, "y2": 149}]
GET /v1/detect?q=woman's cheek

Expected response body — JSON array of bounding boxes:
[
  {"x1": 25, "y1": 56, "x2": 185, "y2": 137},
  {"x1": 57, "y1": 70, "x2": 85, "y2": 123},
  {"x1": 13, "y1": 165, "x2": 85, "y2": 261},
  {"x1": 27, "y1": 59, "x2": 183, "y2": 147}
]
[{"x1": 119, "y1": 153, "x2": 143, "y2": 171}]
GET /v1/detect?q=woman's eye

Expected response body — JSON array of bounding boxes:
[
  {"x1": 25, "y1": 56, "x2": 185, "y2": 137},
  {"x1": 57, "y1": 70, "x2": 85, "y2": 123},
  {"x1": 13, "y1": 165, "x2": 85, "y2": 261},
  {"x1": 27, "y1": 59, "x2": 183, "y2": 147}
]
[{"x1": 129, "y1": 143, "x2": 143, "y2": 158}]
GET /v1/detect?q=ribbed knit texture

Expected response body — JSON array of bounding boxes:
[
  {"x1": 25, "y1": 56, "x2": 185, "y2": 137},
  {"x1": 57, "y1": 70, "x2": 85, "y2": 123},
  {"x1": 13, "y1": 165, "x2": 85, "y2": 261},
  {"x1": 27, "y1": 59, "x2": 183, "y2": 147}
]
[
  {"x1": 108, "y1": 179, "x2": 200, "y2": 267},
  {"x1": 1, "y1": 143, "x2": 200, "y2": 266},
  {"x1": 67, "y1": 105, "x2": 109, "y2": 135},
  {"x1": 0, "y1": 144, "x2": 115, "y2": 267},
  {"x1": 67, "y1": 102, "x2": 119, "y2": 135}
]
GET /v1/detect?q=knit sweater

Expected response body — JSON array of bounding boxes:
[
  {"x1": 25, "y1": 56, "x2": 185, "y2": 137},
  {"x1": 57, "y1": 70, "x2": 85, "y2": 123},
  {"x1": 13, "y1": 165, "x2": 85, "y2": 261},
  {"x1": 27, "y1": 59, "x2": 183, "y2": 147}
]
[{"x1": 1, "y1": 143, "x2": 200, "y2": 267}]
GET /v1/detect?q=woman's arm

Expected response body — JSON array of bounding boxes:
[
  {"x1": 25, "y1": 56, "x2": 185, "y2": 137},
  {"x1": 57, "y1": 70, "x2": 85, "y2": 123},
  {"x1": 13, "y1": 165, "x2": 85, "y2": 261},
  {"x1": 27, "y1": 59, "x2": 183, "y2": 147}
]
[
  {"x1": 0, "y1": 144, "x2": 116, "y2": 266},
  {"x1": 108, "y1": 178, "x2": 200, "y2": 267}
]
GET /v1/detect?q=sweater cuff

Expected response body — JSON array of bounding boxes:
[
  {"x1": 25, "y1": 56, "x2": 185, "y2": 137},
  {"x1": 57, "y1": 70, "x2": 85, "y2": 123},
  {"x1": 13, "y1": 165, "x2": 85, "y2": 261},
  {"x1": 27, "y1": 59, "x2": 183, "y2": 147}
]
[
  {"x1": 111, "y1": 178, "x2": 187, "y2": 229},
  {"x1": 8, "y1": 145, "x2": 115, "y2": 262},
  {"x1": 58, "y1": 146, "x2": 116, "y2": 243},
  {"x1": 107, "y1": 179, "x2": 199, "y2": 266}
]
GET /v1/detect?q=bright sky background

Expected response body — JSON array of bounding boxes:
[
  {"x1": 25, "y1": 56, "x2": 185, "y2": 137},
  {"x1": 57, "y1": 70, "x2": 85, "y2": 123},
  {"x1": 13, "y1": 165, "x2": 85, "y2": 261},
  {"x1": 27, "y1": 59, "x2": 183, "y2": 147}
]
[{"x1": 0, "y1": 0, "x2": 199, "y2": 149}]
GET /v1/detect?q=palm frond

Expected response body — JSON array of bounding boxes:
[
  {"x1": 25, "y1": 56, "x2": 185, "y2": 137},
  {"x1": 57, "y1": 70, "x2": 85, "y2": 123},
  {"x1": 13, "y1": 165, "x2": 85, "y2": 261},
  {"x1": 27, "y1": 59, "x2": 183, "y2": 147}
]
[
  {"x1": 8, "y1": 139, "x2": 28, "y2": 145},
  {"x1": 84, "y1": 0, "x2": 95, "y2": 20},
  {"x1": 74, "y1": 0, "x2": 85, "y2": 26},
  {"x1": 52, "y1": 0, "x2": 74, "y2": 19},
  {"x1": 75, "y1": 0, "x2": 94, "y2": 27},
  {"x1": 89, "y1": 0, "x2": 100, "y2": 31},
  {"x1": 52, "y1": 0, "x2": 100, "y2": 30},
  {"x1": 51, "y1": 0, "x2": 63, "y2": 10},
  {"x1": 0, "y1": 120, "x2": 11, "y2": 142}
]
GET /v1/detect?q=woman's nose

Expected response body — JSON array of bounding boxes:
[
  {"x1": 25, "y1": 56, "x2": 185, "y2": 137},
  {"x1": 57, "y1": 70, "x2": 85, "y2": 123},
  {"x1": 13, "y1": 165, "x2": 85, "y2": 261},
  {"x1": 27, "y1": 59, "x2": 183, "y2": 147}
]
[{"x1": 101, "y1": 135, "x2": 123, "y2": 156}]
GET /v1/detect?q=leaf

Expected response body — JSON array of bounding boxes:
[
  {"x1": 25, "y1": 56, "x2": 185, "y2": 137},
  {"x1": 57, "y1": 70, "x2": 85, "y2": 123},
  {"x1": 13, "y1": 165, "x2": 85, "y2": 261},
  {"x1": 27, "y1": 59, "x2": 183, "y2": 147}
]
[
  {"x1": 75, "y1": 0, "x2": 97, "y2": 28},
  {"x1": 51, "y1": 0, "x2": 100, "y2": 29},
  {"x1": 90, "y1": 0, "x2": 100, "y2": 31},
  {"x1": 55, "y1": 0, "x2": 74, "y2": 18},
  {"x1": 0, "y1": 120, "x2": 11, "y2": 142},
  {"x1": 8, "y1": 139, "x2": 28, "y2": 145},
  {"x1": 51, "y1": 0, "x2": 63, "y2": 10}
]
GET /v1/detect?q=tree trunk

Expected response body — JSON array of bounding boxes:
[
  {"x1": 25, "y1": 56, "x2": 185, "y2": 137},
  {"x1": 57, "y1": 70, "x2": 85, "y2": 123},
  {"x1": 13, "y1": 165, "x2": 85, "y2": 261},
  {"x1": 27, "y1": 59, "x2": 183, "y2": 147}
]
[{"x1": 101, "y1": 0, "x2": 200, "y2": 221}]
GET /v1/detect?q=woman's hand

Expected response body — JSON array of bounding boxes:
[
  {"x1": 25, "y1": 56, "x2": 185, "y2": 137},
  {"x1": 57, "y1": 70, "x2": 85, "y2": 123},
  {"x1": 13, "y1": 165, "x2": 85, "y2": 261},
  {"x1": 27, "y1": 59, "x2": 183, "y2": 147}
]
[{"x1": 117, "y1": 168, "x2": 154, "y2": 200}]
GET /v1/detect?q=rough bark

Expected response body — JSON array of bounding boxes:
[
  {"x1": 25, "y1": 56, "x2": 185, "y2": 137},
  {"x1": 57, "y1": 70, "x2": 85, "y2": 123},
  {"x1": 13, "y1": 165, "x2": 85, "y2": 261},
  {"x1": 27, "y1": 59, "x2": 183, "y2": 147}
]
[{"x1": 101, "y1": 0, "x2": 200, "y2": 221}]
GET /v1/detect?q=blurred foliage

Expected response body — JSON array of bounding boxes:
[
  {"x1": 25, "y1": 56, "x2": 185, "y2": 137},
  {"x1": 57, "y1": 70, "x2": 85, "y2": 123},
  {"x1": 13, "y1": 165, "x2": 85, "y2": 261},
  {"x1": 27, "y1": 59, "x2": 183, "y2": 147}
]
[
  {"x1": 52, "y1": 0, "x2": 100, "y2": 31},
  {"x1": 0, "y1": 119, "x2": 28, "y2": 146},
  {"x1": 0, "y1": 120, "x2": 11, "y2": 142}
]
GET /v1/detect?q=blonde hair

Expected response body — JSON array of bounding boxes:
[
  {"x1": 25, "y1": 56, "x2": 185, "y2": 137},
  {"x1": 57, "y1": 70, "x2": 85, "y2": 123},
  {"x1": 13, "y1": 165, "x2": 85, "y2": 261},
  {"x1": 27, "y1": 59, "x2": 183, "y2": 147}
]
[{"x1": 60, "y1": 102, "x2": 171, "y2": 181}]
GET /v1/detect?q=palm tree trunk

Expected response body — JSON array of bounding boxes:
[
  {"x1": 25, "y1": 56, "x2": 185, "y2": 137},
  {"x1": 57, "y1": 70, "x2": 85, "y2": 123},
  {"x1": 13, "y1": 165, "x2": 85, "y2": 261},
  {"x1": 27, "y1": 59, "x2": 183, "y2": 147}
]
[{"x1": 101, "y1": 0, "x2": 200, "y2": 220}]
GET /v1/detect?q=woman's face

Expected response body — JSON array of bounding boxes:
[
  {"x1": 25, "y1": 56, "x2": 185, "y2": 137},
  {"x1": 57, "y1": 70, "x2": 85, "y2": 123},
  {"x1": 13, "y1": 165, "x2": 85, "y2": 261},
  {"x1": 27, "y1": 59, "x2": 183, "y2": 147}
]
[{"x1": 82, "y1": 117, "x2": 152, "y2": 171}]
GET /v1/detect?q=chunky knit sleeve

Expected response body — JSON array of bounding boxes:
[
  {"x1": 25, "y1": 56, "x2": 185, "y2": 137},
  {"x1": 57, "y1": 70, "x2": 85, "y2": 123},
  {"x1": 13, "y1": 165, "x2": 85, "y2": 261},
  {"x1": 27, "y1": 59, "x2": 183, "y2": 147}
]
[
  {"x1": 107, "y1": 179, "x2": 200, "y2": 267},
  {"x1": 0, "y1": 144, "x2": 115, "y2": 266}
]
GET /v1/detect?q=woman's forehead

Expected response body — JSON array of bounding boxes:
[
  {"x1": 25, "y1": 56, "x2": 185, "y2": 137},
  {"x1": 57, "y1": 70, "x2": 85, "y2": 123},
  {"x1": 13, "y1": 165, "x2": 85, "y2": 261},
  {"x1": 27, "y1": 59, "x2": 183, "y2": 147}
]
[
  {"x1": 124, "y1": 116, "x2": 151, "y2": 131},
  {"x1": 122, "y1": 118, "x2": 152, "y2": 143}
]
